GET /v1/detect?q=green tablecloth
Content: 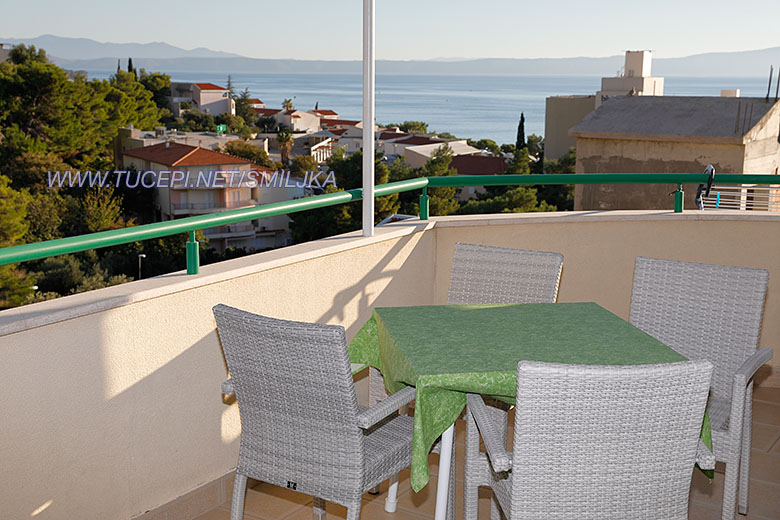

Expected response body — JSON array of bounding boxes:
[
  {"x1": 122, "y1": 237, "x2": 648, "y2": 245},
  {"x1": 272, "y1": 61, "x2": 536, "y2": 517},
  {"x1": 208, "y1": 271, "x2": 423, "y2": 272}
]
[{"x1": 349, "y1": 302, "x2": 712, "y2": 492}]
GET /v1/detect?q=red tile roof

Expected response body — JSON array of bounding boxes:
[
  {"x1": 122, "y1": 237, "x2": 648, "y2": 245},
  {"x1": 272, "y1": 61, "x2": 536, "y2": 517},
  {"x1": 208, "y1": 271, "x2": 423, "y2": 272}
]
[
  {"x1": 123, "y1": 142, "x2": 252, "y2": 167},
  {"x1": 284, "y1": 109, "x2": 297, "y2": 115},
  {"x1": 249, "y1": 98, "x2": 263, "y2": 104},
  {"x1": 378, "y1": 131, "x2": 409, "y2": 141},
  {"x1": 254, "y1": 108, "x2": 282, "y2": 116},
  {"x1": 322, "y1": 119, "x2": 360, "y2": 127},
  {"x1": 328, "y1": 128, "x2": 348, "y2": 136},
  {"x1": 311, "y1": 109, "x2": 338, "y2": 116},
  {"x1": 194, "y1": 82, "x2": 227, "y2": 91},
  {"x1": 394, "y1": 136, "x2": 441, "y2": 146},
  {"x1": 449, "y1": 155, "x2": 508, "y2": 175}
]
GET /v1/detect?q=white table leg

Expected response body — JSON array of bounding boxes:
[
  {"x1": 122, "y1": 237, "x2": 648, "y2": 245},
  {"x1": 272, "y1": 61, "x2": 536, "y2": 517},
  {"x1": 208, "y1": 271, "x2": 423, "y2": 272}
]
[{"x1": 434, "y1": 423, "x2": 455, "y2": 520}]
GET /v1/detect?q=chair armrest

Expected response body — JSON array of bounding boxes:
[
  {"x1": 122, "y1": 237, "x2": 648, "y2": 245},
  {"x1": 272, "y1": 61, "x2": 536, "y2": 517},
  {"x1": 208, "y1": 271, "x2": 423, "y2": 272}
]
[
  {"x1": 734, "y1": 348, "x2": 773, "y2": 386},
  {"x1": 356, "y1": 386, "x2": 416, "y2": 429},
  {"x1": 221, "y1": 379, "x2": 235, "y2": 396},
  {"x1": 696, "y1": 439, "x2": 716, "y2": 470},
  {"x1": 466, "y1": 394, "x2": 513, "y2": 472}
]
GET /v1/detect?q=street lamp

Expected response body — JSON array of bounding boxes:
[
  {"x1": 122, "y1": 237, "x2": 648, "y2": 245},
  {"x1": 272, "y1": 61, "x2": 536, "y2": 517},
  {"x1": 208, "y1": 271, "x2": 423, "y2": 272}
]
[{"x1": 138, "y1": 254, "x2": 147, "y2": 280}]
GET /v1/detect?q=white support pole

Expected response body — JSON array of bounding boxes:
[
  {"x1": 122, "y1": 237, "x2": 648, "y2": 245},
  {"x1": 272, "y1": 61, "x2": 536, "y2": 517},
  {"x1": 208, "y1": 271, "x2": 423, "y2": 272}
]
[{"x1": 362, "y1": 0, "x2": 375, "y2": 237}]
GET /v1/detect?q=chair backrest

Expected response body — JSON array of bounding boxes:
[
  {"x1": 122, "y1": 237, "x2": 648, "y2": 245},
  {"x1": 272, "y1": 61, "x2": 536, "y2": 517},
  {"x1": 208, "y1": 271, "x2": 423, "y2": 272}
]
[
  {"x1": 510, "y1": 360, "x2": 712, "y2": 519},
  {"x1": 213, "y1": 304, "x2": 364, "y2": 492},
  {"x1": 447, "y1": 243, "x2": 564, "y2": 305},
  {"x1": 629, "y1": 256, "x2": 768, "y2": 402}
]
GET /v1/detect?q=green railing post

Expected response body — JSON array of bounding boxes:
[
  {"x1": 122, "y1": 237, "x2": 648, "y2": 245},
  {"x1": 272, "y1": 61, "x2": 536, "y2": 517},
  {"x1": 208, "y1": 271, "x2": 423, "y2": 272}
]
[
  {"x1": 419, "y1": 187, "x2": 429, "y2": 220},
  {"x1": 186, "y1": 231, "x2": 199, "y2": 274},
  {"x1": 674, "y1": 184, "x2": 684, "y2": 213}
]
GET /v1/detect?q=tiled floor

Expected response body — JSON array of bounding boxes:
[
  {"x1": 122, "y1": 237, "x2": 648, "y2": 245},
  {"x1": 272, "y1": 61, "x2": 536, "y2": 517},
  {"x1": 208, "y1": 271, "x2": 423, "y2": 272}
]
[{"x1": 196, "y1": 388, "x2": 780, "y2": 519}]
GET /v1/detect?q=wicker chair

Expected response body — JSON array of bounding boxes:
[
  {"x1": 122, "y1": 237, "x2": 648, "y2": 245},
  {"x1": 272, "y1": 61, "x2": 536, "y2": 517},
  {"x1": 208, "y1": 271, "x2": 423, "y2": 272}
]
[
  {"x1": 629, "y1": 257, "x2": 772, "y2": 520},
  {"x1": 368, "y1": 243, "x2": 565, "y2": 518},
  {"x1": 214, "y1": 304, "x2": 416, "y2": 520},
  {"x1": 464, "y1": 360, "x2": 715, "y2": 520}
]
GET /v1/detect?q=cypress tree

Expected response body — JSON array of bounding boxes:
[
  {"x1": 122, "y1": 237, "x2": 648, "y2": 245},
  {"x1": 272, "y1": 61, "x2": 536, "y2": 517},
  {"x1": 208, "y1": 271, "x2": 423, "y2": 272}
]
[{"x1": 516, "y1": 112, "x2": 526, "y2": 150}]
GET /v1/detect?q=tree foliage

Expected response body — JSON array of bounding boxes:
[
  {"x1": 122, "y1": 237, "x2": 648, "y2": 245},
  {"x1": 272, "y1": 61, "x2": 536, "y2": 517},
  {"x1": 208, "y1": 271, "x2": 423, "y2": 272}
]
[
  {"x1": 277, "y1": 126, "x2": 293, "y2": 165},
  {"x1": 398, "y1": 121, "x2": 428, "y2": 134},
  {"x1": 223, "y1": 141, "x2": 272, "y2": 167},
  {"x1": 290, "y1": 154, "x2": 319, "y2": 177}
]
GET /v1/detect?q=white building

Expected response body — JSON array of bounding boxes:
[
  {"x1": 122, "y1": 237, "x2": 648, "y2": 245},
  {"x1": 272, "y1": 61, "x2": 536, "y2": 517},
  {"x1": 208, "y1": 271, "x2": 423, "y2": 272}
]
[
  {"x1": 169, "y1": 82, "x2": 236, "y2": 117},
  {"x1": 121, "y1": 142, "x2": 305, "y2": 251}
]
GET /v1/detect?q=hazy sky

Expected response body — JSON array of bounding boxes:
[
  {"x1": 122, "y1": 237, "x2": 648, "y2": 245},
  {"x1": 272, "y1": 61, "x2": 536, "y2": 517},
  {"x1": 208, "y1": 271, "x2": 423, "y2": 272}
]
[{"x1": 3, "y1": 0, "x2": 780, "y2": 60}]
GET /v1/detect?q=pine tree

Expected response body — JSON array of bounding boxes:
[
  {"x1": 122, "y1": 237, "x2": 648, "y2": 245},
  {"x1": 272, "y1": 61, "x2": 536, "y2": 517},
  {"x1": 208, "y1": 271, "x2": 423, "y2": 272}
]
[
  {"x1": 116, "y1": 59, "x2": 120, "y2": 73},
  {"x1": 516, "y1": 112, "x2": 526, "y2": 150},
  {"x1": 127, "y1": 57, "x2": 136, "y2": 78},
  {"x1": 226, "y1": 75, "x2": 235, "y2": 98}
]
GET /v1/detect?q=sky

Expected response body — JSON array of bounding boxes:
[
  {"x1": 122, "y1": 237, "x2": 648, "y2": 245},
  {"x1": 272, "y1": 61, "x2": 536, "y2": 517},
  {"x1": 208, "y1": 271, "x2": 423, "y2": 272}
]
[{"x1": 3, "y1": 0, "x2": 780, "y2": 61}]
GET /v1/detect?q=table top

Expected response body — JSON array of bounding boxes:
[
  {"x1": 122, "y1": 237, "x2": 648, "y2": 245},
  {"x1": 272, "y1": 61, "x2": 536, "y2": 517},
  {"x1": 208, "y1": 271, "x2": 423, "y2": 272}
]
[{"x1": 348, "y1": 302, "x2": 694, "y2": 491}]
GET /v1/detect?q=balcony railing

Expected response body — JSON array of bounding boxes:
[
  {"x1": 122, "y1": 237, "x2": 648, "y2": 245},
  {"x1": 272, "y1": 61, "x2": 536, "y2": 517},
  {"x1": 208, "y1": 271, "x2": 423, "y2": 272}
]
[{"x1": 0, "y1": 173, "x2": 778, "y2": 277}]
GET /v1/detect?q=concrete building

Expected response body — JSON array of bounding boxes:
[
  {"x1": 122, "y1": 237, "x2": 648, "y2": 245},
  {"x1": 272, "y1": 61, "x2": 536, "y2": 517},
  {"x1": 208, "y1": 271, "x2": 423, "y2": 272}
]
[
  {"x1": 121, "y1": 142, "x2": 302, "y2": 250},
  {"x1": 275, "y1": 110, "x2": 321, "y2": 133},
  {"x1": 568, "y1": 95, "x2": 780, "y2": 210},
  {"x1": 403, "y1": 140, "x2": 481, "y2": 168},
  {"x1": 596, "y1": 50, "x2": 664, "y2": 106},
  {"x1": 545, "y1": 50, "x2": 664, "y2": 160},
  {"x1": 448, "y1": 154, "x2": 508, "y2": 201},
  {"x1": 0, "y1": 43, "x2": 11, "y2": 63},
  {"x1": 113, "y1": 126, "x2": 251, "y2": 167},
  {"x1": 169, "y1": 82, "x2": 236, "y2": 117}
]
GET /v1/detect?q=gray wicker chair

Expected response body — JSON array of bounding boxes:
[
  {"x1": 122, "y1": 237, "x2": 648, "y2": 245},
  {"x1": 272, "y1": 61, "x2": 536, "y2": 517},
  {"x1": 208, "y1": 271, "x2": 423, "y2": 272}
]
[
  {"x1": 465, "y1": 360, "x2": 715, "y2": 520},
  {"x1": 214, "y1": 304, "x2": 416, "y2": 520},
  {"x1": 368, "y1": 243, "x2": 564, "y2": 517},
  {"x1": 629, "y1": 256, "x2": 772, "y2": 520}
]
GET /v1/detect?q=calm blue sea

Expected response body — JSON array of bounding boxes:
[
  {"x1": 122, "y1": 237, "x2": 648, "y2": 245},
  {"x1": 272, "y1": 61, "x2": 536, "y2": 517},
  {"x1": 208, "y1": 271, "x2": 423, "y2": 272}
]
[{"x1": 87, "y1": 70, "x2": 769, "y2": 145}]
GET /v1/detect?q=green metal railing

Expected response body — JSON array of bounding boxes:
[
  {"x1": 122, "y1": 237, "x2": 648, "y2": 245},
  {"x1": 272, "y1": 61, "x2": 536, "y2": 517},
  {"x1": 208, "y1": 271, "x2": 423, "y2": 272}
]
[{"x1": 0, "y1": 173, "x2": 776, "y2": 275}]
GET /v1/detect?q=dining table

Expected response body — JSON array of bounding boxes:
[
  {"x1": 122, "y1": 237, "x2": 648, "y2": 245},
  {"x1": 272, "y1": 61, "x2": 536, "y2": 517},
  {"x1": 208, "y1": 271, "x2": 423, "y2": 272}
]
[{"x1": 348, "y1": 302, "x2": 712, "y2": 520}]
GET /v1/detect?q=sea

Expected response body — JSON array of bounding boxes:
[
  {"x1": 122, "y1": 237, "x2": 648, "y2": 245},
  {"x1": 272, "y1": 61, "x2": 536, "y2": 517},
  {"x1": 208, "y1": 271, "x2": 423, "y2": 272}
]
[{"x1": 86, "y1": 70, "x2": 771, "y2": 145}]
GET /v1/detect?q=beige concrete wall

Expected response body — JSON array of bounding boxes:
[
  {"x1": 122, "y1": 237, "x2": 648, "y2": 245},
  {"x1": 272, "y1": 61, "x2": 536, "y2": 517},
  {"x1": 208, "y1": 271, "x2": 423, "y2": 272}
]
[
  {"x1": 431, "y1": 213, "x2": 780, "y2": 389},
  {"x1": 0, "y1": 212, "x2": 778, "y2": 519},
  {"x1": 0, "y1": 226, "x2": 436, "y2": 520},
  {"x1": 544, "y1": 96, "x2": 596, "y2": 160},
  {"x1": 574, "y1": 137, "x2": 747, "y2": 210}
]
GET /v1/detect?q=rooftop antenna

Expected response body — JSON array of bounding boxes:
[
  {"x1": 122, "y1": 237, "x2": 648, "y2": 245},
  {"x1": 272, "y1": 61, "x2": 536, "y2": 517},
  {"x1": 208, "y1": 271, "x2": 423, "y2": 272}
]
[{"x1": 766, "y1": 65, "x2": 774, "y2": 102}]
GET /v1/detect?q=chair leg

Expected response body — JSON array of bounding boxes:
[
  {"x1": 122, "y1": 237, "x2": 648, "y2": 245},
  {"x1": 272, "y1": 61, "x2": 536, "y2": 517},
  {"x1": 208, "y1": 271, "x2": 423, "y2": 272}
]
[
  {"x1": 722, "y1": 456, "x2": 740, "y2": 520},
  {"x1": 385, "y1": 474, "x2": 399, "y2": 512},
  {"x1": 313, "y1": 497, "x2": 326, "y2": 520},
  {"x1": 446, "y1": 436, "x2": 456, "y2": 520},
  {"x1": 346, "y1": 501, "x2": 362, "y2": 520},
  {"x1": 738, "y1": 385, "x2": 753, "y2": 516},
  {"x1": 230, "y1": 473, "x2": 248, "y2": 520},
  {"x1": 464, "y1": 411, "x2": 480, "y2": 520}
]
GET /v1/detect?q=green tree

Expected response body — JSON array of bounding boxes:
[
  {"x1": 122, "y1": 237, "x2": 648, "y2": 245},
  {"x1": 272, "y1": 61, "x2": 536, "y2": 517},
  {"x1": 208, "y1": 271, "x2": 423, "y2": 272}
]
[
  {"x1": 8, "y1": 44, "x2": 48, "y2": 65},
  {"x1": 516, "y1": 112, "x2": 526, "y2": 151},
  {"x1": 459, "y1": 186, "x2": 554, "y2": 214},
  {"x1": 139, "y1": 69, "x2": 171, "y2": 111},
  {"x1": 127, "y1": 57, "x2": 135, "y2": 76},
  {"x1": 24, "y1": 191, "x2": 64, "y2": 242},
  {"x1": 234, "y1": 88, "x2": 256, "y2": 125},
  {"x1": 223, "y1": 141, "x2": 272, "y2": 167},
  {"x1": 107, "y1": 70, "x2": 161, "y2": 131},
  {"x1": 0, "y1": 175, "x2": 35, "y2": 308},
  {"x1": 282, "y1": 98, "x2": 294, "y2": 111},
  {"x1": 277, "y1": 126, "x2": 293, "y2": 164},
  {"x1": 399, "y1": 121, "x2": 428, "y2": 134},
  {"x1": 80, "y1": 186, "x2": 131, "y2": 233},
  {"x1": 420, "y1": 144, "x2": 460, "y2": 216},
  {"x1": 467, "y1": 138, "x2": 501, "y2": 156},
  {"x1": 537, "y1": 146, "x2": 576, "y2": 210},
  {"x1": 290, "y1": 155, "x2": 319, "y2": 177},
  {"x1": 226, "y1": 75, "x2": 236, "y2": 98}
]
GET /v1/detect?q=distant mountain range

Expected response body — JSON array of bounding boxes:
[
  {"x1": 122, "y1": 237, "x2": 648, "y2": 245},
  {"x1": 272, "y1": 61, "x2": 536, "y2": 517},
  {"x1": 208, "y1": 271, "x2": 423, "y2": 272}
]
[
  {"x1": 4, "y1": 35, "x2": 780, "y2": 77},
  {"x1": 0, "y1": 34, "x2": 242, "y2": 60}
]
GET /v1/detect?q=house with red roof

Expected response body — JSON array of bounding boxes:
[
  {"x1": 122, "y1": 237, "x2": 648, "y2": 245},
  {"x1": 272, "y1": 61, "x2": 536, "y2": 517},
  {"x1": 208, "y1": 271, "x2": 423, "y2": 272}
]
[
  {"x1": 121, "y1": 142, "x2": 300, "y2": 250},
  {"x1": 275, "y1": 109, "x2": 322, "y2": 133},
  {"x1": 168, "y1": 82, "x2": 236, "y2": 117},
  {"x1": 309, "y1": 109, "x2": 339, "y2": 119}
]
